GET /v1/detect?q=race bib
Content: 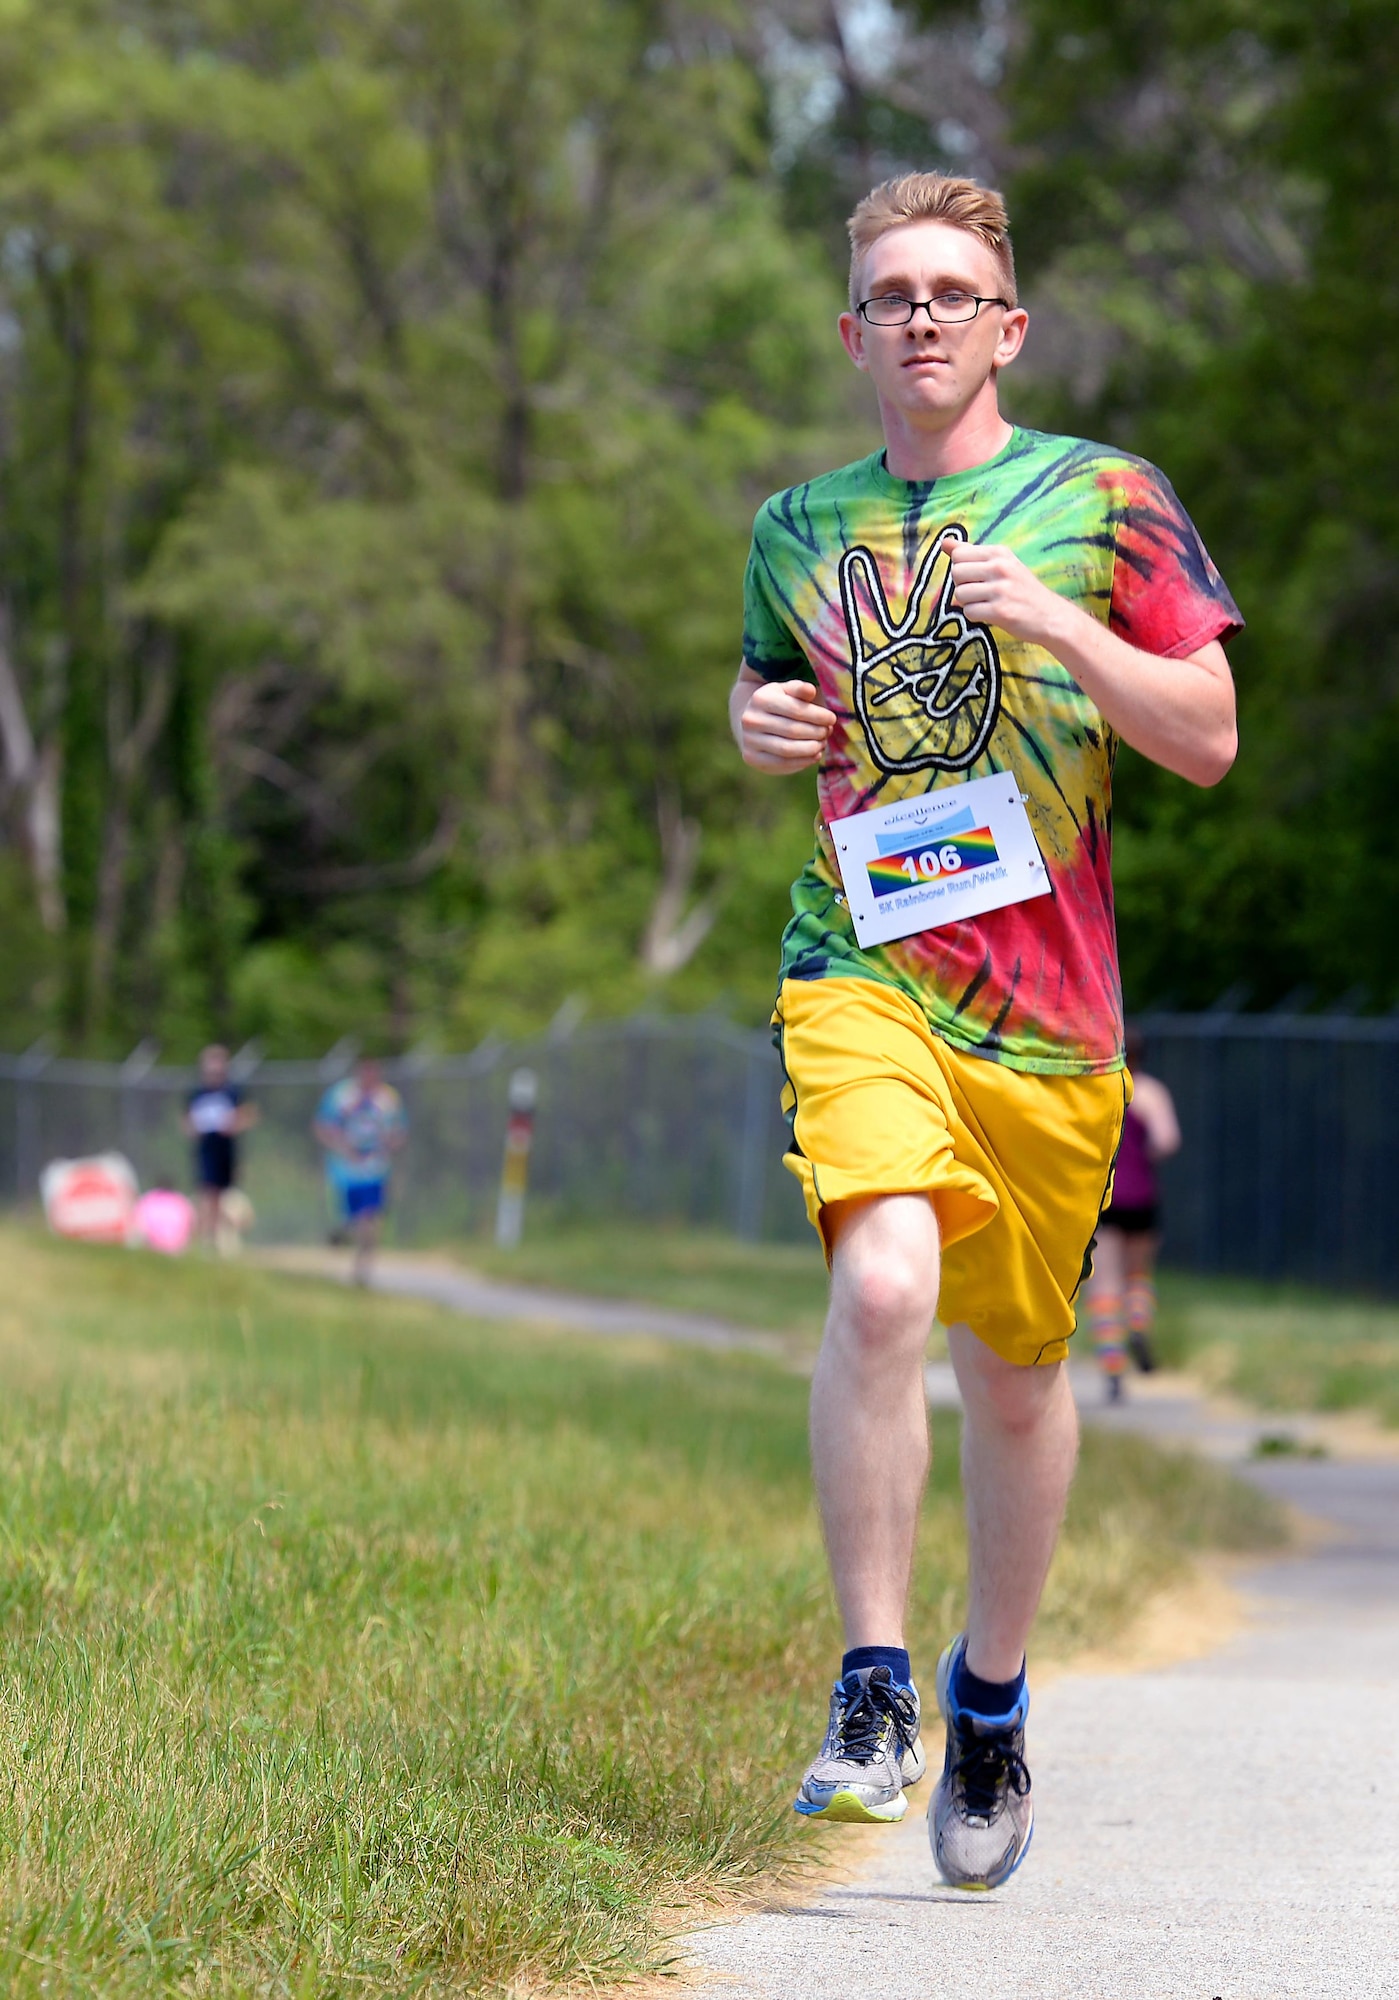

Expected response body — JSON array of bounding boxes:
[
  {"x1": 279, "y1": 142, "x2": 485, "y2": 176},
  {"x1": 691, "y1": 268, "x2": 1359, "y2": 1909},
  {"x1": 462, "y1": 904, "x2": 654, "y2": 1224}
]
[{"x1": 829, "y1": 771, "x2": 1051, "y2": 949}]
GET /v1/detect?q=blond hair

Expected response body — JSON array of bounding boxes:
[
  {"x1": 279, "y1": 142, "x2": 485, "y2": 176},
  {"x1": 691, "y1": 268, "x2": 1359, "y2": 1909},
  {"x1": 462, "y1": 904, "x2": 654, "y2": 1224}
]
[{"x1": 847, "y1": 173, "x2": 1017, "y2": 309}]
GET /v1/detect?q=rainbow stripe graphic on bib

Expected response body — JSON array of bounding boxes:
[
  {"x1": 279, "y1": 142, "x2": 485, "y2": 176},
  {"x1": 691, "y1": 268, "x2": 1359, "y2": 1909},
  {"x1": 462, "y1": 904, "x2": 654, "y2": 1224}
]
[{"x1": 867, "y1": 827, "x2": 999, "y2": 901}]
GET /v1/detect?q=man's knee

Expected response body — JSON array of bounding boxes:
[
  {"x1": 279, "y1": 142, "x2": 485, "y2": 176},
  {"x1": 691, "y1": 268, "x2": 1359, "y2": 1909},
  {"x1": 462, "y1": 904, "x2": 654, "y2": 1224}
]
[
  {"x1": 848, "y1": 1260, "x2": 937, "y2": 1353},
  {"x1": 826, "y1": 1196, "x2": 940, "y2": 1365}
]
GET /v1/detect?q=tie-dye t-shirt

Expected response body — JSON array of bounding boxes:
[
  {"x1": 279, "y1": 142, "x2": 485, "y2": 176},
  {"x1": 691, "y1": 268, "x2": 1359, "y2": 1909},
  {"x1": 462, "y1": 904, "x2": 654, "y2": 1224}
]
[{"x1": 743, "y1": 426, "x2": 1241, "y2": 1075}]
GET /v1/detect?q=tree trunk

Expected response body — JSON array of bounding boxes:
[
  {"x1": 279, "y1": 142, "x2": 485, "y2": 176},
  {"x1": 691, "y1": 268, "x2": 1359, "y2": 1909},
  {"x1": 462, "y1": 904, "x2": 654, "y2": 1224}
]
[
  {"x1": 488, "y1": 513, "x2": 531, "y2": 823},
  {"x1": 87, "y1": 789, "x2": 130, "y2": 1034},
  {"x1": 85, "y1": 648, "x2": 174, "y2": 1033},
  {"x1": 0, "y1": 607, "x2": 64, "y2": 931},
  {"x1": 28, "y1": 741, "x2": 64, "y2": 935},
  {"x1": 42, "y1": 252, "x2": 102, "y2": 1030},
  {"x1": 639, "y1": 790, "x2": 716, "y2": 976}
]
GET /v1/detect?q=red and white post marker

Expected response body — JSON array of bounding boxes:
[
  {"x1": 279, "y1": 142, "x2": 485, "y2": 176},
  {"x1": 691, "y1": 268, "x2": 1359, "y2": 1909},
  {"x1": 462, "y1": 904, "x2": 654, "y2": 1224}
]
[{"x1": 495, "y1": 1067, "x2": 537, "y2": 1248}]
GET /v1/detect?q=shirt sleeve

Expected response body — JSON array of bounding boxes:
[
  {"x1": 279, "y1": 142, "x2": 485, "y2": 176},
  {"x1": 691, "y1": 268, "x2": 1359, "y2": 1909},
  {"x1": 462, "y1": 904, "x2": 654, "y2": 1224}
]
[
  {"x1": 1109, "y1": 464, "x2": 1243, "y2": 659},
  {"x1": 742, "y1": 506, "x2": 815, "y2": 682}
]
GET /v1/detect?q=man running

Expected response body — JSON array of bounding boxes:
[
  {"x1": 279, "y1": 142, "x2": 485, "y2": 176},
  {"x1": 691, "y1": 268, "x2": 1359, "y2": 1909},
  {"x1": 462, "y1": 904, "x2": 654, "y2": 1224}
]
[
  {"x1": 313, "y1": 1057, "x2": 408, "y2": 1285},
  {"x1": 731, "y1": 172, "x2": 1240, "y2": 1890}
]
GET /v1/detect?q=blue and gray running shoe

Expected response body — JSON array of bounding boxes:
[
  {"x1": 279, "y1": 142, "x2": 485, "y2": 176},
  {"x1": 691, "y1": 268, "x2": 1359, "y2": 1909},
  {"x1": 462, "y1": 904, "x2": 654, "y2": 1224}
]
[
  {"x1": 929, "y1": 1633, "x2": 1033, "y2": 1889},
  {"x1": 794, "y1": 1664, "x2": 926, "y2": 1823}
]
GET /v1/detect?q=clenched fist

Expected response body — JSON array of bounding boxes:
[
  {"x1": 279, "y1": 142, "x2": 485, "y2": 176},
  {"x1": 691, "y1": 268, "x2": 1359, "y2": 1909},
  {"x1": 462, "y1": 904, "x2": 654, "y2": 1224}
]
[
  {"x1": 942, "y1": 536, "x2": 1068, "y2": 647},
  {"x1": 736, "y1": 677, "x2": 838, "y2": 774}
]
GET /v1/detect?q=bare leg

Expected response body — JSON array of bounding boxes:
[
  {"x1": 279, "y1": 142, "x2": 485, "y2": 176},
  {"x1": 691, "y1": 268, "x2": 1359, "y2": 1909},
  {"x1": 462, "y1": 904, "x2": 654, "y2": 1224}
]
[
  {"x1": 352, "y1": 1210, "x2": 380, "y2": 1286},
  {"x1": 196, "y1": 1189, "x2": 220, "y2": 1251},
  {"x1": 1083, "y1": 1224, "x2": 1127, "y2": 1383},
  {"x1": 811, "y1": 1194, "x2": 940, "y2": 1648},
  {"x1": 1125, "y1": 1232, "x2": 1161, "y2": 1367},
  {"x1": 947, "y1": 1321, "x2": 1079, "y2": 1682}
]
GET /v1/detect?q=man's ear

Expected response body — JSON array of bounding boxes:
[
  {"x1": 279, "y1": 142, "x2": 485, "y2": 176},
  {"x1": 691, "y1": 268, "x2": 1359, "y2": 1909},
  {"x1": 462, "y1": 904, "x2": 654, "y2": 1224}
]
[
  {"x1": 991, "y1": 307, "x2": 1029, "y2": 373},
  {"x1": 838, "y1": 310, "x2": 869, "y2": 371}
]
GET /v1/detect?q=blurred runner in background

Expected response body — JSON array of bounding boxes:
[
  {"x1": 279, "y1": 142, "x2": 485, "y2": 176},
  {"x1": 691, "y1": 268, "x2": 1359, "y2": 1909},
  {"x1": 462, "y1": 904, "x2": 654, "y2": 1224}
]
[
  {"x1": 182, "y1": 1044, "x2": 259, "y2": 1252},
  {"x1": 313, "y1": 1057, "x2": 408, "y2": 1286},
  {"x1": 1086, "y1": 1026, "x2": 1182, "y2": 1400}
]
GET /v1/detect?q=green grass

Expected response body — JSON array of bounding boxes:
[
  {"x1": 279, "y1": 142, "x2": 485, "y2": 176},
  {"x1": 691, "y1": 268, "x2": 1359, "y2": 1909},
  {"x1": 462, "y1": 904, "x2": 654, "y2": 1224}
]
[
  {"x1": 0, "y1": 1228, "x2": 1280, "y2": 1997},
  {"x1": 1154, "y1": 1272, "x2": 1399, "y2": 1427},
  {"x1": 459, "y1": 1221, "x2": 832, "y2": 1341}
]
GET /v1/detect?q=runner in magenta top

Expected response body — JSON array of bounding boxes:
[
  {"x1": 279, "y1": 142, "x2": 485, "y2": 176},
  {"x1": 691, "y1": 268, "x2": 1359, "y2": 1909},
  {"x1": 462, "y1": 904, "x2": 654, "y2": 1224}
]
[
  {"x1": 1107, "y1": 1106, "x2": 1159, "y2": 1216},
  {"x1": 1086, "y1": 1028, "x2": 1182, "y2": 1393}
]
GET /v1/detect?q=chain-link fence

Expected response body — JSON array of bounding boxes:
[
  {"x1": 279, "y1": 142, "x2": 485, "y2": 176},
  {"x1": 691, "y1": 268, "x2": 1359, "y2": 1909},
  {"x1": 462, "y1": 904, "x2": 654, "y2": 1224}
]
[
  {"x1": 3, "y1": 1007, "x2": 1399, "y2": 1290},
  {"x1": 0, "y1": 1017, "x2": 807, "y2": 1248},
  {"x1": 1141, "y1": 1009, "x2": 1399, "y2": 1293}
]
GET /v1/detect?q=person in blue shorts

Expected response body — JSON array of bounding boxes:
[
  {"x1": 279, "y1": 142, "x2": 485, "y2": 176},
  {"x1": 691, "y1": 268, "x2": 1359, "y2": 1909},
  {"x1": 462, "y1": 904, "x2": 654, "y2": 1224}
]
[{"x1": 313, "y1": 1057, "x2": 408, "y2": 1285}]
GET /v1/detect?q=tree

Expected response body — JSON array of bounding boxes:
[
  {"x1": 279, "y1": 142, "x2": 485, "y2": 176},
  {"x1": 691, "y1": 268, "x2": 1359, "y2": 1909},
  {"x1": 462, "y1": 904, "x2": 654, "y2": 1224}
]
[
  {"x1": 0, "y1": 0, "x2": 851, "y2": 1051},
  {"x1": 1003, "y1": 0, "x2": 1399, "y2": 1007}
]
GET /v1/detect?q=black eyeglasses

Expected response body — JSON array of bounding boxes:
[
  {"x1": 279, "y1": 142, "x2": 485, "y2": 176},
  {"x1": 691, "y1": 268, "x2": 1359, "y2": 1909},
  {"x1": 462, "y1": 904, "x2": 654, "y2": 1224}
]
[{"x1": 857, "y1": 291, "x2": 1009, "y2": 327}]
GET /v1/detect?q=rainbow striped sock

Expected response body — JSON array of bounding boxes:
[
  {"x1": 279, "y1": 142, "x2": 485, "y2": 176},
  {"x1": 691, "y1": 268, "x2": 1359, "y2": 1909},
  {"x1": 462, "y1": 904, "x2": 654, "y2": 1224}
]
[
  {"x1": 1089, "y1": 1291, "x2": 1126, "y2": 1375},
  {"x1": 1127, "y1": 1276, "x2": 1156, "y2": 1337}
]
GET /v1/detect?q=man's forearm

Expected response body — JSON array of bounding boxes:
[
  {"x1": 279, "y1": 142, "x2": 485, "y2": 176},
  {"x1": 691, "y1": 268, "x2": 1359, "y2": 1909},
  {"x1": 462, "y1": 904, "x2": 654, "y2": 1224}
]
[
  {"x1": 1037, "y1": 600, "x2": 1236, "y2": 787},
  {"x1": 944, "y1": 539, "x2": 1237, "y2": 788}
]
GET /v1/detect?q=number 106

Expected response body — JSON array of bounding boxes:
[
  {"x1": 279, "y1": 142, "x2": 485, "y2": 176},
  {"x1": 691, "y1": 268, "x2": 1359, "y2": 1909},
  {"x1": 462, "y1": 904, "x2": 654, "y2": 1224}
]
[{"x1": 903, "y1": 844, "x2": 964, "y2": 884}]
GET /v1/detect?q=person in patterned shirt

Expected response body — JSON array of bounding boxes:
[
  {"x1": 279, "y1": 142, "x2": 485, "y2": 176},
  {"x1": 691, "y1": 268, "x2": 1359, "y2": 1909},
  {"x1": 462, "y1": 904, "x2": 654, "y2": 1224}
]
[
  {"x1": 313, "y1": 1056, "x2": 408, "y2": 1287},
  {"x1": 730, "y1": 172, "x2": 1240, "y2": 1890}
]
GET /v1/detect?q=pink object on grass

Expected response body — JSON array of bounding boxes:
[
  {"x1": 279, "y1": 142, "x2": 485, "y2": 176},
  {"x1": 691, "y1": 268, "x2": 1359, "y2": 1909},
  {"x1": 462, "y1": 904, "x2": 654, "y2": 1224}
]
[{"x1": 130, "y1": 1188, "x2": 196, "y2": 1256}]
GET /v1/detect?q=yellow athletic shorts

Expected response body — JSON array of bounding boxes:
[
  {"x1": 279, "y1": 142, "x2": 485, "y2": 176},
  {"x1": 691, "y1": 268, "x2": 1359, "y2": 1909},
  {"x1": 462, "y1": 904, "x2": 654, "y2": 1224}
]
[{"x1": 773, "y1": 977, "x2": 1129, "y2": 1368}]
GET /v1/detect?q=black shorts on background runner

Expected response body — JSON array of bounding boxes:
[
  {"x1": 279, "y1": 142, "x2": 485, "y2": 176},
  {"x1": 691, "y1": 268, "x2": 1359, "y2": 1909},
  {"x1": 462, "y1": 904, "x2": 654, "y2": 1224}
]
[
  {"x1": 1102, "y1": 1201, "x2": 1159, "y2": 1236},
  {"x1": 195, "y1": 1133, "x2": 237, "y2": 1191}
]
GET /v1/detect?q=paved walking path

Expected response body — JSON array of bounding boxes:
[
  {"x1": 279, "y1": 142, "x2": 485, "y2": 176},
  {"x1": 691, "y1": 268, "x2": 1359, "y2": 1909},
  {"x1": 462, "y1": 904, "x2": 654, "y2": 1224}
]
[
  {"x1": 266, "y1": 1246, "x2": 1399, "y2": 1996},
  {"x1": 258, "y1": 1246, "x2": 784, "y2": 1353},
  {"x1": 689, "y1": 1403, "x2": 1399, "y2": 2000}
]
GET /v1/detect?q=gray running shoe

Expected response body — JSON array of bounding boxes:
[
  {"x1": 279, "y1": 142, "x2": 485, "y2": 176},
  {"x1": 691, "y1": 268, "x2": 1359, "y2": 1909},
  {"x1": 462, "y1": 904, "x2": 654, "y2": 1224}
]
[
  {"x1": 929, "y1": 1633, "x2": 1033, "y2": 1889},
  {"x1": 794, "y1": 1664, "x2": 926, "y2": 1823}
]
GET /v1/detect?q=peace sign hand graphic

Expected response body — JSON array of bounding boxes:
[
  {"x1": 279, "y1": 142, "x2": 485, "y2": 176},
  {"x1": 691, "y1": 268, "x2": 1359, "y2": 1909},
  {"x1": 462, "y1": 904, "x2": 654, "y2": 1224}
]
[{"x1": 842, "y1": 526, "x2": 1003, "y2": 775}]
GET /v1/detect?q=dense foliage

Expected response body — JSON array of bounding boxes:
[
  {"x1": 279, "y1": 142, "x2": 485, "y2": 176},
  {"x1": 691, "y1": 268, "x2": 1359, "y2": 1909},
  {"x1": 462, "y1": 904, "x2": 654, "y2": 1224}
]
[
  {"x1": 0, "y1": 0, "x2": 1393, "y2": 1051},
  {"x1": 1007, "y1": 0, "x2": 1399, "y2": 1012},
  {"x1": 0, "y1": 0, "x2": 856, "y2": 1052}
]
